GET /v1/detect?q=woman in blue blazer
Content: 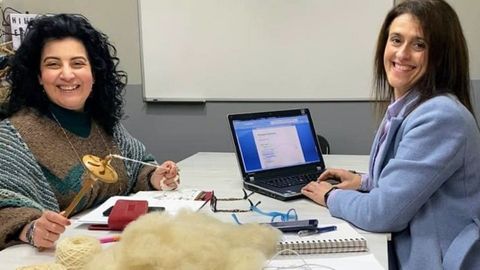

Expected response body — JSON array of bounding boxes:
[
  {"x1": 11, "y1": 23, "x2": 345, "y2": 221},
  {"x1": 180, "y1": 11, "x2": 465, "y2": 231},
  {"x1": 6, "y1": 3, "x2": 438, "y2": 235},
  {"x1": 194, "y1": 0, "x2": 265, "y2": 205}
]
[{"x1": 301, "y1": 0, "x2": 480, "y2": 269}]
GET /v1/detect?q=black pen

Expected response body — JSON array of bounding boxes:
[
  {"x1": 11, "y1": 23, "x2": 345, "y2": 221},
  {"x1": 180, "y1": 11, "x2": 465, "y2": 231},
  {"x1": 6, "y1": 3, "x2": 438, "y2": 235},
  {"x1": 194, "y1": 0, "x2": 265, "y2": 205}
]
[{"x1": 298, "y1": 225, "x2": 337, "y2": 237}]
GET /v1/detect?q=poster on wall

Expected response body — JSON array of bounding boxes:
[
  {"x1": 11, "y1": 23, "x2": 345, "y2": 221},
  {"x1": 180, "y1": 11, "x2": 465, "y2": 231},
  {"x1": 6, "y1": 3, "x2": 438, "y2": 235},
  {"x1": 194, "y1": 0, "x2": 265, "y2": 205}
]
[{"x1": 9, "y1": 13, "x2": 38, "y2": 50}]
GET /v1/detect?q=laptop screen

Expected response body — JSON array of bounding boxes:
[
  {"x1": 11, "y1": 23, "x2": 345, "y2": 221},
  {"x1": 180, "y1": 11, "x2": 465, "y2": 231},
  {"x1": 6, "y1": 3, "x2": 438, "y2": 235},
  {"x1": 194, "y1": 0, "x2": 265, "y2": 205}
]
[{"x1": 230, "y1": 110, "x2": 322, "y2": 173}]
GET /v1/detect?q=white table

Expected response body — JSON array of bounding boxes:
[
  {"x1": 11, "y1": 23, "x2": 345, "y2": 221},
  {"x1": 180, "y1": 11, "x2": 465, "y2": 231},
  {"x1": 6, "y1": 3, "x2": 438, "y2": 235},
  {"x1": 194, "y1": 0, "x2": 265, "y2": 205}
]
[
  {"x1": 177, "y1": 152, "x2": 388, "y2": 269},
  {"x1": 0, "y1": 152, "x2": 388, "y2": 269}
]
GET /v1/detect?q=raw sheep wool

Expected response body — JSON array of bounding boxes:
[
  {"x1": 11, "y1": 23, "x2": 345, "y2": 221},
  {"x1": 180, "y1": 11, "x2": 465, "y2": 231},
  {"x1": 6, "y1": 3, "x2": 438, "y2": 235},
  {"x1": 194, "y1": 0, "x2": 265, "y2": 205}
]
[{"x1": 86, "y1": 210, "x2": 281, "y2": 270}]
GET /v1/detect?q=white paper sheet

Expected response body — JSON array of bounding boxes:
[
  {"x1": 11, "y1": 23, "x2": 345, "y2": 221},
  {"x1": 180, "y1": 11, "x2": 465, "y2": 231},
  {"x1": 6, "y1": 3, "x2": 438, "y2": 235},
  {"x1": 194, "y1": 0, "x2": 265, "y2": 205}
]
[{"x1": 75, "y1": 196, "x2": 206, "y2": 225}]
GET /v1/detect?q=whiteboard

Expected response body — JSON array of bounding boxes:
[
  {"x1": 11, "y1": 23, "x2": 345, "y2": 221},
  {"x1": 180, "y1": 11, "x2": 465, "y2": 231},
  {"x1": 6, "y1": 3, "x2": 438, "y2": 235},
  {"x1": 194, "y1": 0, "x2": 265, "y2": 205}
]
[{"x1": 138, "y1": 0, "x2": 393, "y2": 101}]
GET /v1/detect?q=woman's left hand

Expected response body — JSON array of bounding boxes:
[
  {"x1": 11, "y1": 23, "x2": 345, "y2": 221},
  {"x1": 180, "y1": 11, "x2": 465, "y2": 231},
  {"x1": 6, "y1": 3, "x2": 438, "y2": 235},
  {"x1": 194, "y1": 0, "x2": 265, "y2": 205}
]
[
  {"x1": 150, "y1": 161, "x2": 180, "y2": 191},
  {"x1": 301, "y1": 181, "x2": 333, "y2": 206}
]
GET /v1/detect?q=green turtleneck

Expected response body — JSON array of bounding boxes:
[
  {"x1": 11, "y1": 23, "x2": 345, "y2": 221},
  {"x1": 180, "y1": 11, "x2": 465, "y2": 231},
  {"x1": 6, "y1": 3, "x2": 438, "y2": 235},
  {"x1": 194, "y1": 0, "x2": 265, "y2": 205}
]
[{"x1": 47, "y1": 102, "x2": 91, "y2": 138}]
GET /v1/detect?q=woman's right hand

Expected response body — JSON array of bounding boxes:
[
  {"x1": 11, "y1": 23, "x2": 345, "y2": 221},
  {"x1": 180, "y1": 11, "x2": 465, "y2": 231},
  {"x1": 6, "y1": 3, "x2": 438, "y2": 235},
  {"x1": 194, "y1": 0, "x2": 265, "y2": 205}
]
[
  {"x1": 20, "y1": 210, "x2": 71, "y2": 249},
  {"x1": 317, "y1": 168, "x2": 362, "y2": 190},
  {"x1": 150, "y1": 161, "x2": 180, "y2": 191}
]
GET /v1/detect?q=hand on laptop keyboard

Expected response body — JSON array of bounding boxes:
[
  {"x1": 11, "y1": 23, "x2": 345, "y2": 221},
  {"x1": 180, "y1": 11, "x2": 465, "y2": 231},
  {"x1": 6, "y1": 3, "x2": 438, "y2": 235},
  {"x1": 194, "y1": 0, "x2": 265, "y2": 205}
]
[{"x1": 325, "y1": 178, "x2": 341, "y2": 185}]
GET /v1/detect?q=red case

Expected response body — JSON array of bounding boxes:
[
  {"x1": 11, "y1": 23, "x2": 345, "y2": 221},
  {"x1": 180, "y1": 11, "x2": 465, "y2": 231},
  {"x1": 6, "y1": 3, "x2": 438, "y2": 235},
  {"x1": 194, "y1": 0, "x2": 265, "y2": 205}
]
[
  {"x1": 108, "y1": 199, "x2": 148, "y2": 230},
  {"x1": 89, "y1": 199, "x2": 148, "y2": 231}
]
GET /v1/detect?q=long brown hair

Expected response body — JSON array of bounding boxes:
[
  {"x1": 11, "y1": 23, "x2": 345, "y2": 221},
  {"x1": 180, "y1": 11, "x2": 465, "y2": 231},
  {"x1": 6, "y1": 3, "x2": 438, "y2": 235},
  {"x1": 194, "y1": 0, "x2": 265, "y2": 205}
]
[{"x1": 373, "y1": 0, "x2": 472, "y2": 118}]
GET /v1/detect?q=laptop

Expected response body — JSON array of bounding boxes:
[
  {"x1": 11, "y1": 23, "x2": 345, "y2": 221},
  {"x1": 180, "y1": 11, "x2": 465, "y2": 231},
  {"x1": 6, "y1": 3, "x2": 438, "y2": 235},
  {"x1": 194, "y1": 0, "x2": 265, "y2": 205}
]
[{"x1": 228, "y1": 108, "x2": 326, "y2": 201}]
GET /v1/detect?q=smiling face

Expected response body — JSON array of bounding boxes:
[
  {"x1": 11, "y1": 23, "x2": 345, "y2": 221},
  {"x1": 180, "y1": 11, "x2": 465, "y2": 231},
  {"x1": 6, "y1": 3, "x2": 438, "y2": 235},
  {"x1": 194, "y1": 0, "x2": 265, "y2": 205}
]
[
  {"x1": 384, "y1": 13, "x2": 428, "y2": 99},
  {"x1": 39, "y1": 37, "x2": 93, "y2": 111}
]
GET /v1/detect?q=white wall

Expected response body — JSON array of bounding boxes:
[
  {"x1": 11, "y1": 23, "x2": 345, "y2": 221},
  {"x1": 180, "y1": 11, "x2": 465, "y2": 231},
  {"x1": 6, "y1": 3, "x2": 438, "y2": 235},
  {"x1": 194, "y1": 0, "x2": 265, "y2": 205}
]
[
  {"x1": 447, "y1": 0, "x2": 480, "y2": 79},
  {"x1": 2, "y1": 0, "x2": 142, "y2": 84}
]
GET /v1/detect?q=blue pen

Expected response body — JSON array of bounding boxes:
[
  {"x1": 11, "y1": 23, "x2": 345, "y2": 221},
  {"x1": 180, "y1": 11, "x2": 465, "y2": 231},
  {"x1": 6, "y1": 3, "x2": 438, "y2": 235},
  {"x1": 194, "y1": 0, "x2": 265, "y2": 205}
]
[{"x1": 297, "y1": 225, "x2": 337, "y2": 237}]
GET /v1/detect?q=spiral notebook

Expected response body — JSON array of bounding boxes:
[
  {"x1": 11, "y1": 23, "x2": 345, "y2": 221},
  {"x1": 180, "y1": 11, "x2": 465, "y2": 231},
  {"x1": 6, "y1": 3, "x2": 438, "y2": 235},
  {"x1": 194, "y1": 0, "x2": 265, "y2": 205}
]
[{"x1": 277, "y1": 223, "x2": 368, "y2": 255}]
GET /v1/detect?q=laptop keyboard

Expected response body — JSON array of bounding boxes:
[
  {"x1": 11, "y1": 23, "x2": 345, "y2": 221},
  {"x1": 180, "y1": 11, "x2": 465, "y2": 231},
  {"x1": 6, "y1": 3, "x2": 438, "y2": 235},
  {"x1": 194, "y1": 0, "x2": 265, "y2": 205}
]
[{"x1": 267, "y1": 172, "x2": 320, "y2": 188}]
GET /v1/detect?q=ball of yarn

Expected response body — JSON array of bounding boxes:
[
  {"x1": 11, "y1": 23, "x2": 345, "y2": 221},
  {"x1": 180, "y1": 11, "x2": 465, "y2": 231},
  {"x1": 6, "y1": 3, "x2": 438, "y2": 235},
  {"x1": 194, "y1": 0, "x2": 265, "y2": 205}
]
[{"x1": 55, "y1": 236, "x2": 101, "y2": 270}]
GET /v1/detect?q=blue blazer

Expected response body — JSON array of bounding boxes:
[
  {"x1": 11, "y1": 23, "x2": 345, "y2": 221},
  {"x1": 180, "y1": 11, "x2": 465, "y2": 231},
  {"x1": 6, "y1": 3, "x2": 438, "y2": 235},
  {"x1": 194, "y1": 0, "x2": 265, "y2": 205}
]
[{"x1": 328, "y1": 94, "x2": 480, "y2": 269}]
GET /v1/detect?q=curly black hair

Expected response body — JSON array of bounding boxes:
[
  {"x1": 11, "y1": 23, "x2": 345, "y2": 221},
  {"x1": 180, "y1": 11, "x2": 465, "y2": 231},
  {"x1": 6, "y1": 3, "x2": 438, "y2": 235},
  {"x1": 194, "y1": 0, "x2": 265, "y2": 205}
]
[{"x1": 5, "y1": 13, "x2": 127, "y2": 135}]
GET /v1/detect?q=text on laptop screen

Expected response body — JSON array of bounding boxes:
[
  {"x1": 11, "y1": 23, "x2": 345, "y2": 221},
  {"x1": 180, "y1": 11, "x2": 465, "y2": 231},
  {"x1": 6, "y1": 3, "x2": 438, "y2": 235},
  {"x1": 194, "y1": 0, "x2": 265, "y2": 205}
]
[{"x1": 232, "y1": 115, "x2": 321, "y2": 173}]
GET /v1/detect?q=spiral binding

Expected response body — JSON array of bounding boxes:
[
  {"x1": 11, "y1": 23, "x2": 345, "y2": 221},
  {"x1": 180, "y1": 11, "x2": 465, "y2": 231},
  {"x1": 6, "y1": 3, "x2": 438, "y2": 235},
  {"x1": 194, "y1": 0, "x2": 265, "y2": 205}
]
[{"x1": 277, "y1": 237, "x2": 367, "y2": 255}]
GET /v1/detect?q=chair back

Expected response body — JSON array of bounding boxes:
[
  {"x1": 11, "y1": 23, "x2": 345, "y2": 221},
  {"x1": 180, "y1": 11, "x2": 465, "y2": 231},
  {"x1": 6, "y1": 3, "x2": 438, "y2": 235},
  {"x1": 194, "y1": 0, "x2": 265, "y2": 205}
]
[{"x1": 317, "y1": 134, "x2": 331, "y2": 154}]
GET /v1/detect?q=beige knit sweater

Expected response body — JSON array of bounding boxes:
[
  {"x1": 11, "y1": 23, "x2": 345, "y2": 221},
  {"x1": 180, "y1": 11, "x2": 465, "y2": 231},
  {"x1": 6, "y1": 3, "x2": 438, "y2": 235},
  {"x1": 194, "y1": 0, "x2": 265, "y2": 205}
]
[{"x1": 0, "y1": 109, "x2": 155, "y2": 249}]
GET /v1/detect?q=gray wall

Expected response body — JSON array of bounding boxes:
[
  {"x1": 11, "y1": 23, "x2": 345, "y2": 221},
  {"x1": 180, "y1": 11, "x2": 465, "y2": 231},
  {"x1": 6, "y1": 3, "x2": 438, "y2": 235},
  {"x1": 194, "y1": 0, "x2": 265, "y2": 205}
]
[
  {"x1": 122, "y1": 86, "x2": 380, "y2": 161},
  {"x1": 123, "y1": 81, "x2": 480, "y2": 162},
  {"x1": 3, "y1": 0, "x2": 480, "y2": 162}
]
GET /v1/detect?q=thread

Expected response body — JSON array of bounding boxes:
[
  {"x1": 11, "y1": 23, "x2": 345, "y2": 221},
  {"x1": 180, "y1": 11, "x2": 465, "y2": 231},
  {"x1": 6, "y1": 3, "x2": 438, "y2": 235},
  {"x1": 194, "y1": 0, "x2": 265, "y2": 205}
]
[
  {"x1": 109, "y1": 154, "x2": 180, "y2": 190},
  {"x1": 263, "y1": 249, "x2": 335, "y2": 270},
  {"x1": 55, "y1": 236, "x2": 101, "y2": 270},
  {"x1": 16, "y1": 263, "x2": 67, "y2": 270},
  {"x1": 109, "y1": 154, "x2": 164, "y2": 170}
]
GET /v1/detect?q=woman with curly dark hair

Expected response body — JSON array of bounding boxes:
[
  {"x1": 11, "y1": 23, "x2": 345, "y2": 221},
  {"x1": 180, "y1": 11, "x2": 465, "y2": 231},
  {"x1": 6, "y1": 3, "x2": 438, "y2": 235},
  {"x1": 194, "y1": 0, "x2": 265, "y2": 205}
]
[{"x1": 0, "y1": 14, "x2": 179, "y2": 250}]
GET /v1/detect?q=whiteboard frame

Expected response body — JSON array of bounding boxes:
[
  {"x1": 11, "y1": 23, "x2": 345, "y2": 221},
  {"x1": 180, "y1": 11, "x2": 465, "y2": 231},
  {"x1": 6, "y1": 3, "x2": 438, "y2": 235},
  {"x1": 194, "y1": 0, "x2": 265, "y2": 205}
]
[{"x1": 138, "y1": 0, "x2": 394, "y2": 102}]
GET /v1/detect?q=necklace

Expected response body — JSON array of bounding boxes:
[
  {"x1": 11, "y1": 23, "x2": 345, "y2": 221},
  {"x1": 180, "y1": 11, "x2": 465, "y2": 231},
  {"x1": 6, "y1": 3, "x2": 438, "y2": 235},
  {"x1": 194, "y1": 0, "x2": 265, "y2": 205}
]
[{"x1": 50, "y1": 110, "x2": 112, "y2": 168}]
